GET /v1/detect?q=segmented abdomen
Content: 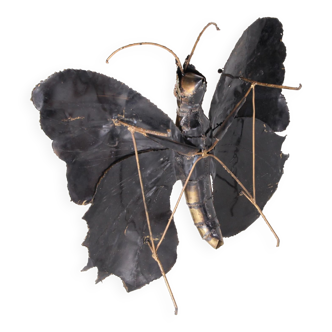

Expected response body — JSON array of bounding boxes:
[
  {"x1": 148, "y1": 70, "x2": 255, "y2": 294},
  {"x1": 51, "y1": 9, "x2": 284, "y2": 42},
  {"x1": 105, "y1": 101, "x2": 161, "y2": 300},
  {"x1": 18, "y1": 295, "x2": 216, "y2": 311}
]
[
  {"x1": 176, "y1": 103, "x2": 222, "y2": 248},
  {"x1": 181, "y1": 156, "x2": 223, "y2": 249}
]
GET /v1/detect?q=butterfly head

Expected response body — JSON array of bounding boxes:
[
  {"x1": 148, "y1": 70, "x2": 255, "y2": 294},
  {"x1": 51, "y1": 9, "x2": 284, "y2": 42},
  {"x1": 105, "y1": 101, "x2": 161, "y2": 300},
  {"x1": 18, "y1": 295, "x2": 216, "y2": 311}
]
[{"x1": 174, "y1": 64, "x2": 207, "y2": 106}]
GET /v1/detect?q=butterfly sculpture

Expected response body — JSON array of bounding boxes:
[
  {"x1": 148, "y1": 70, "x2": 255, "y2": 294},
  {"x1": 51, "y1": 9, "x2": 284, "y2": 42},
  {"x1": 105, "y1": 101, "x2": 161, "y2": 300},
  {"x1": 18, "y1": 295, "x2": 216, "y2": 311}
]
[{"x1": 31, "y1": 18, "x2": 301, "y2": 314}]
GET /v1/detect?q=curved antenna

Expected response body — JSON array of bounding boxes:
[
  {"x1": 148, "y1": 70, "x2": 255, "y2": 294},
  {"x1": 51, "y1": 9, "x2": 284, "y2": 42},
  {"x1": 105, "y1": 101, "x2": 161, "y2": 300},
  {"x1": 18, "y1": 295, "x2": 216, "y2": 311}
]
[
  {"x1": 106, "y1": 42, "x2": 183, "y2": 75},
  {"x1": 184, "y1": 22, "x2": 220, "y2": 70}
]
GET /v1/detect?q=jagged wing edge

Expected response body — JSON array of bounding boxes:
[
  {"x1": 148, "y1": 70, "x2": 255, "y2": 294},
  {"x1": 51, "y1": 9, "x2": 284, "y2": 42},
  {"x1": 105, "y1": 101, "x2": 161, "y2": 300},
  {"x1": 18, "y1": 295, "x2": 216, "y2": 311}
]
[
  {"x1": 213, "y1": 118, "x2": 291, "y2": 238},
  {"x1": 79, "y1": 149, "x2": 180, "y2": 293}
]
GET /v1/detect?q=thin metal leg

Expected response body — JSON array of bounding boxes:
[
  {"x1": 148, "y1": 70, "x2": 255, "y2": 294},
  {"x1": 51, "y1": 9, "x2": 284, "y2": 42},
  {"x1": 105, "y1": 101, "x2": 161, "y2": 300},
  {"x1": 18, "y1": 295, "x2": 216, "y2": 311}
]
[
  {"x1": 210, "y1": 155, "x2": 281, "y2": 249},
  {"x1": 129, "y1": 128, "x2": 180, "y2": 316}
]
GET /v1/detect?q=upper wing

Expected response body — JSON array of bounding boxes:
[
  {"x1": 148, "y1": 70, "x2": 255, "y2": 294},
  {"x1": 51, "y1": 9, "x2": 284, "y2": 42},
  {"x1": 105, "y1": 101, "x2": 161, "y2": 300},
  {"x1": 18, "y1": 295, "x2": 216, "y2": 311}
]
[
  {"x1": 82, "y1": 149, "x2": 178, "y2": 291},
  {"x1": 31, "y1": 69, "x2": 195, "y2": 204},
  {"x1": 209, "y1": 17, "x2": 289, "y2": 132},
  {"x1": 210, "y1": 18, "x2": 291, "y2": 236}
]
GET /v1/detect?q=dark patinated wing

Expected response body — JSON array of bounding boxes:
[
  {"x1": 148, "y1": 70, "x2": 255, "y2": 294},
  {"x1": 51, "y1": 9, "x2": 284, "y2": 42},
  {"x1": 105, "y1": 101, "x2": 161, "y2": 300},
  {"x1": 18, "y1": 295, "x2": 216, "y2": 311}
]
[
  {"x1": 209, "y1": 17, "x2": 288, "y2": 132},
  {"x1": 212, "y1": 118, "x2": 287, "y2": 237},
  {"x1": 209, "y1": 18, "x2": 290, "y2": 236},
  {"x1": 82, "y1": 149, "x2": 178, "y2": 291},
  {"x1": 32, "y1": 70, "x2": 185, "y2": 290},
  {"x1": 31, "y1": 69, "x2": 196, "y2": 204}
]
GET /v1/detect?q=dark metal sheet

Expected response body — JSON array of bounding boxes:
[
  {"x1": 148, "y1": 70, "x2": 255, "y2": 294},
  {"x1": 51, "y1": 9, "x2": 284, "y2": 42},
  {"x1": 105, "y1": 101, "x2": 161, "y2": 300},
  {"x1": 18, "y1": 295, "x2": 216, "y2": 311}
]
[
  {"x1": 32, "y1": 69, "x2": 189, "y2": 204},
  {"x1": 212, "y1": 117, "x2": 288, "y2": 237},
  {"x1": 209, "y1": 18, "x2": 289, "y2": 132},
  {"x1": 82, "y1": 149, "x2": 178, "y2": 291}
]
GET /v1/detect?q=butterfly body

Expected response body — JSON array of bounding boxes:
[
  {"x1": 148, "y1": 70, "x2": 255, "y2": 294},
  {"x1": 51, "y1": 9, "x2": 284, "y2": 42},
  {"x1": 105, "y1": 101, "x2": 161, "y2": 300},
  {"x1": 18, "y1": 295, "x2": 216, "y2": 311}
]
[{"x1": 172, "y1": 65, "x2": 223, "y2": 247}]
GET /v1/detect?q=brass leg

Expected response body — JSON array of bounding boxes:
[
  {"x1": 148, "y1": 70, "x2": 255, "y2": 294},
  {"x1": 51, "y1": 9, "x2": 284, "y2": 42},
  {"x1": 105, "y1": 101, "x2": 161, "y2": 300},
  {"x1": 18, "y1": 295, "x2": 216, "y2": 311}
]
[{"x1": 128, "y1": 128, "x2": 180, "y2": 316}]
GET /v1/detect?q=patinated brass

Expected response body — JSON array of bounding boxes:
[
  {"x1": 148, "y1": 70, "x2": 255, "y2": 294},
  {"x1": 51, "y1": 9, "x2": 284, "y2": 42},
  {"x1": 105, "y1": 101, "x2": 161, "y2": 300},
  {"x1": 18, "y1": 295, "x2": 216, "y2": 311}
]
[
  {"x1": 184, "y1": 180, "x2": 224, "y2": 249},
  {"x1": 180, "y1": 72, "x2": 204, "y2": 96}
]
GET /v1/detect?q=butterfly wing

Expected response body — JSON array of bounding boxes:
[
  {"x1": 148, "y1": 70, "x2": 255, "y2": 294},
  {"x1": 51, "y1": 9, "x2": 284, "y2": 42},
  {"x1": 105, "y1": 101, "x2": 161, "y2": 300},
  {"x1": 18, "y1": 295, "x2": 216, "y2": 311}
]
[
  {"x1": 209, "y1": 18, "x2": 289, "y2": 237},
  {"x1": 209, "y1": 17, "x2": 288, "y2": 132},
  {"x1": 32, "y1": 69, "x2": 195, "y2": 204},
  {"x1": 212, "y1": 118, "x2": 288, "y2": 237},
  {"x1": 82, "y1": 149, "x2": 178, "y2": 291},
  {"x1": 32, "y1": 70, "x2": 188, "y2": 290}
]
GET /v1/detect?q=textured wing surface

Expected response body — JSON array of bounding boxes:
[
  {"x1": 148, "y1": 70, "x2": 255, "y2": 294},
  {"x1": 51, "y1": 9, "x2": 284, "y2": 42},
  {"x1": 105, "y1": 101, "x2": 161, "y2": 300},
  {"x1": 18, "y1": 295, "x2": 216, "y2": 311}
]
[
  {"x1": 209, "y1": 17, "x2": 289, "y2": 132},
  {"x1": 82, "y1": 149, "x2": 178, "y2": 291},
  {"x1": 212, "y1": 118, "x2": 288, "y2": 237},
  {"x1": 31, "y1": 69, "x2": 192, "y2": 204}
]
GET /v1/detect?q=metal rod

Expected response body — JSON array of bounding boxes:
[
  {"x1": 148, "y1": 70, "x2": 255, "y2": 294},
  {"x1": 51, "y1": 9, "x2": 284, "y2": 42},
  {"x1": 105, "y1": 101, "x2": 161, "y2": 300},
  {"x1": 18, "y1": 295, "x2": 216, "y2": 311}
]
[
  {"x1": 106, "y1": 42, "x2": 184, "y2": 75},
  {"x1": 130, "y1": 128, "x2": 178, "y2": 314},
  {"x1": 184, "y1": 22, "x2": 220, "y2": 70}
]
